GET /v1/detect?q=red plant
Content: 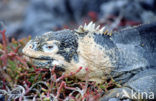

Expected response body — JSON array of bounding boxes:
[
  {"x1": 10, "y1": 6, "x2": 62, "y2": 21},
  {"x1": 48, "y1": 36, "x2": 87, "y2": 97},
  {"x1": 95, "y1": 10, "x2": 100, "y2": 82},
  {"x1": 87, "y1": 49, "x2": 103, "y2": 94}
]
[{"x1": 0, "y1": 30, "x2": 118, "y2": 101}]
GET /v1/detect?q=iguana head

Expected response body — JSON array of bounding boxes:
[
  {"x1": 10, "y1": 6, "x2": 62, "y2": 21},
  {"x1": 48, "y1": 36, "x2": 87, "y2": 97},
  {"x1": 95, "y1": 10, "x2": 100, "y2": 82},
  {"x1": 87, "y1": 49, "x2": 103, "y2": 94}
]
[{"x1": 22, "y1": 29, "x2": 79, "y2": 71}]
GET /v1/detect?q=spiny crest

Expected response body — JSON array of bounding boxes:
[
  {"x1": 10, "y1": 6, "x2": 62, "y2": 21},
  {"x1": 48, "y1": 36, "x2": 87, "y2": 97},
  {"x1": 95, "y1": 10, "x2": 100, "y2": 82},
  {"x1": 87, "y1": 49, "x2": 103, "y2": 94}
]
[{"x1": 75, "y1": 21, "x2": 112, "y2": 36}]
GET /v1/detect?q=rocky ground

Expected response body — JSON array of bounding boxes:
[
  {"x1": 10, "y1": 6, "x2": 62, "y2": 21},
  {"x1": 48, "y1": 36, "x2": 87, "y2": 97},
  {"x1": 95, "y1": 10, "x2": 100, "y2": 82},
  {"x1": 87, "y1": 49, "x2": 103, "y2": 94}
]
[{"x1": 0, "y1": 0, "x2": 156, "y2": 39}]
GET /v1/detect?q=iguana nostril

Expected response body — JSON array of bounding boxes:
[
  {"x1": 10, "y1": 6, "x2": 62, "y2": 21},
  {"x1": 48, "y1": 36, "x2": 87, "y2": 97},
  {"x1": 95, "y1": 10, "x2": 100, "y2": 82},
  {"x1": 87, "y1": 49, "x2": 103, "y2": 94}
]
[{"x1": 29, "y1": 45, "x2": 32, "y2": 48}]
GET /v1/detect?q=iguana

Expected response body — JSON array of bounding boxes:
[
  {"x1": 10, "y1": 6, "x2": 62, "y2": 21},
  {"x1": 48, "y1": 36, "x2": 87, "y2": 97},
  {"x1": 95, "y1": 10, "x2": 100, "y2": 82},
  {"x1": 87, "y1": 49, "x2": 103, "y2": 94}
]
[{"x1": 22, "y1": 22, "x2": 156, "y2": 100}]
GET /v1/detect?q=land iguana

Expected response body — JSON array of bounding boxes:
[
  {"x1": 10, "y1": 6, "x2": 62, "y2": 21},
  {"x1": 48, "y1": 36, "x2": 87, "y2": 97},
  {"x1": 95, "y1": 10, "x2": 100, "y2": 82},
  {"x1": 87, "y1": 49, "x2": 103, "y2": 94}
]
[{"x1": 22, "y1": 22, "x2": 156, "y2": 100}]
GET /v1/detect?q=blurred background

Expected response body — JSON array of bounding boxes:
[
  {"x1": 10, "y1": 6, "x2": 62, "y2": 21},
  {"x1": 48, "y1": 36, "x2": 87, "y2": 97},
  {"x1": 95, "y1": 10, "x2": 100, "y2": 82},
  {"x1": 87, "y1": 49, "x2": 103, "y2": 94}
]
[{"x1": 0, "y1": 0, "x2": 156, "y2": 39}]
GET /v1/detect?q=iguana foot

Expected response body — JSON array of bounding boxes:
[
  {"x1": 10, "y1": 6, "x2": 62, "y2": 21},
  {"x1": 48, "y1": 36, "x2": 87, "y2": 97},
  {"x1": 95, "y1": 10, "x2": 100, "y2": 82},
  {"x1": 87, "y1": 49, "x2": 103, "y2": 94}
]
[{"x1": 101, "y1": 87, "x2": 132, "y2": 101}]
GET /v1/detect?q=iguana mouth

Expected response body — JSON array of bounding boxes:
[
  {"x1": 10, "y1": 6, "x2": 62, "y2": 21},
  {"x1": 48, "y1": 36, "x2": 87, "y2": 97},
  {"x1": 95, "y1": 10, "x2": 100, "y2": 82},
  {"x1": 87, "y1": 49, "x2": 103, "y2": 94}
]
[
  {"x1": 23, "y1": 55, "x2": 52, "y2": 65},
  {"x1": 23, "y1": 55, "x2": 60, "y2": 67},
  {"x1": 23, "y1": 55, "x2": 53, "y2": 60},
  {"x1": 23, "y1": 55, "x2": 65, "y2": 71}
]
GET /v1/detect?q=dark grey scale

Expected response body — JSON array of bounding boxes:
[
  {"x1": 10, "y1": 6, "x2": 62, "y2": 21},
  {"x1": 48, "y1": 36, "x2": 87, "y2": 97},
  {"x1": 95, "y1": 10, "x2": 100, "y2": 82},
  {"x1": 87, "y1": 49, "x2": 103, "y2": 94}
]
[
  {"x1": 101, "y1": 23, "x2": 156, "y2": 100},
  {"x1": 34, "y1": 58, "x2": 65, "y2": 71},
  {"x1": 54, "y1": 66, "x2": 65, "y2": 71},
  {"x1": 110, "y1": 28, "x2": 149, "y2": 81},
  {"x1": 112, "y1": 23, "x2": 156, "y2": 70},
  {"x1": 74, "y1": 31, "x2": 88, "y2": 37},
  {"x1": 47, "y1": 60, "x2": 65, "y2": 71},
  {"x1": 47, "y1": 29, "x2": 79, "y2": 62},
  {"x1": 111, "y1": 66, "x2": 148, "y2": 85},
  {"x1": 33, "y1": 37, "x2": 46, "y2": 51},
  {"x1": 39, "y1": 56, "x2": 53, "y2": 60},
  {"x1": 137, "y1": 23, "x2": 156, "y2": 67},
  {"x1": 93, "y1": 33, "x2": 120, "y2": 68},
  {"x1": 34, "y1": 61, "x2": 48, "y2": 67},
  {"x1": 93, "y1": 33, "x2": 116, "y2": 49},
  {"x1": 72, "y1": 54, "x2": 79, "y2": 63},
  {"x1": 39, "y1": 42, "x2": 50, "y2": 52},
  {"x1": 31, "y1": 42, "x2": 38, "y2": 51}
]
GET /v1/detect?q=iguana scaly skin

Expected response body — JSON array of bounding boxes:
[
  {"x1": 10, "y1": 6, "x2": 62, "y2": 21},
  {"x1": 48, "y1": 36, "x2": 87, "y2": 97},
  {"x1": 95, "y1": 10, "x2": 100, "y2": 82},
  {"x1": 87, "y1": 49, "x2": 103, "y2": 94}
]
[{"x1": 23, "y1": 22, "x2": 156, "y2": 100}]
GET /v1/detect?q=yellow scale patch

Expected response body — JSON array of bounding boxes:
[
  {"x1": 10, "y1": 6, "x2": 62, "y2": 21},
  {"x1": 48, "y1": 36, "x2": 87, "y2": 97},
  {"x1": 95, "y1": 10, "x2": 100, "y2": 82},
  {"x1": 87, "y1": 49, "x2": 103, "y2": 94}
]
[{"x1": 64, "y1": 32, "x2": 115, "y2": 83}]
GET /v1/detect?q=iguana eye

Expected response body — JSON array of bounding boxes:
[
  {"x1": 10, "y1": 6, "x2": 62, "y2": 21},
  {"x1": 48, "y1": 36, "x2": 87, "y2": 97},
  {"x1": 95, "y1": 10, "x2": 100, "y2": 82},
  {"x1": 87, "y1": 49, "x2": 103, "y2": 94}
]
[
  {"x1": 42, "y1": 44, "x2": 57, "y2": 52},
  {"x1": 48, "y1": 46, "x2": 53, "y2": 49}
]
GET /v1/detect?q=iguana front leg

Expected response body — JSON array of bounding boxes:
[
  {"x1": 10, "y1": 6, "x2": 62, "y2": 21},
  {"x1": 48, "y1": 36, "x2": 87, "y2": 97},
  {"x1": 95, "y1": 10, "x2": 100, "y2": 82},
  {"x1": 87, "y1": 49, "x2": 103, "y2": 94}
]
[
  {"x1": 101, "y1": 69, "x2": 156, "y2": 101},
  {"x1": 101, "y1": 87, "x2": 132, "y2": 101}
]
